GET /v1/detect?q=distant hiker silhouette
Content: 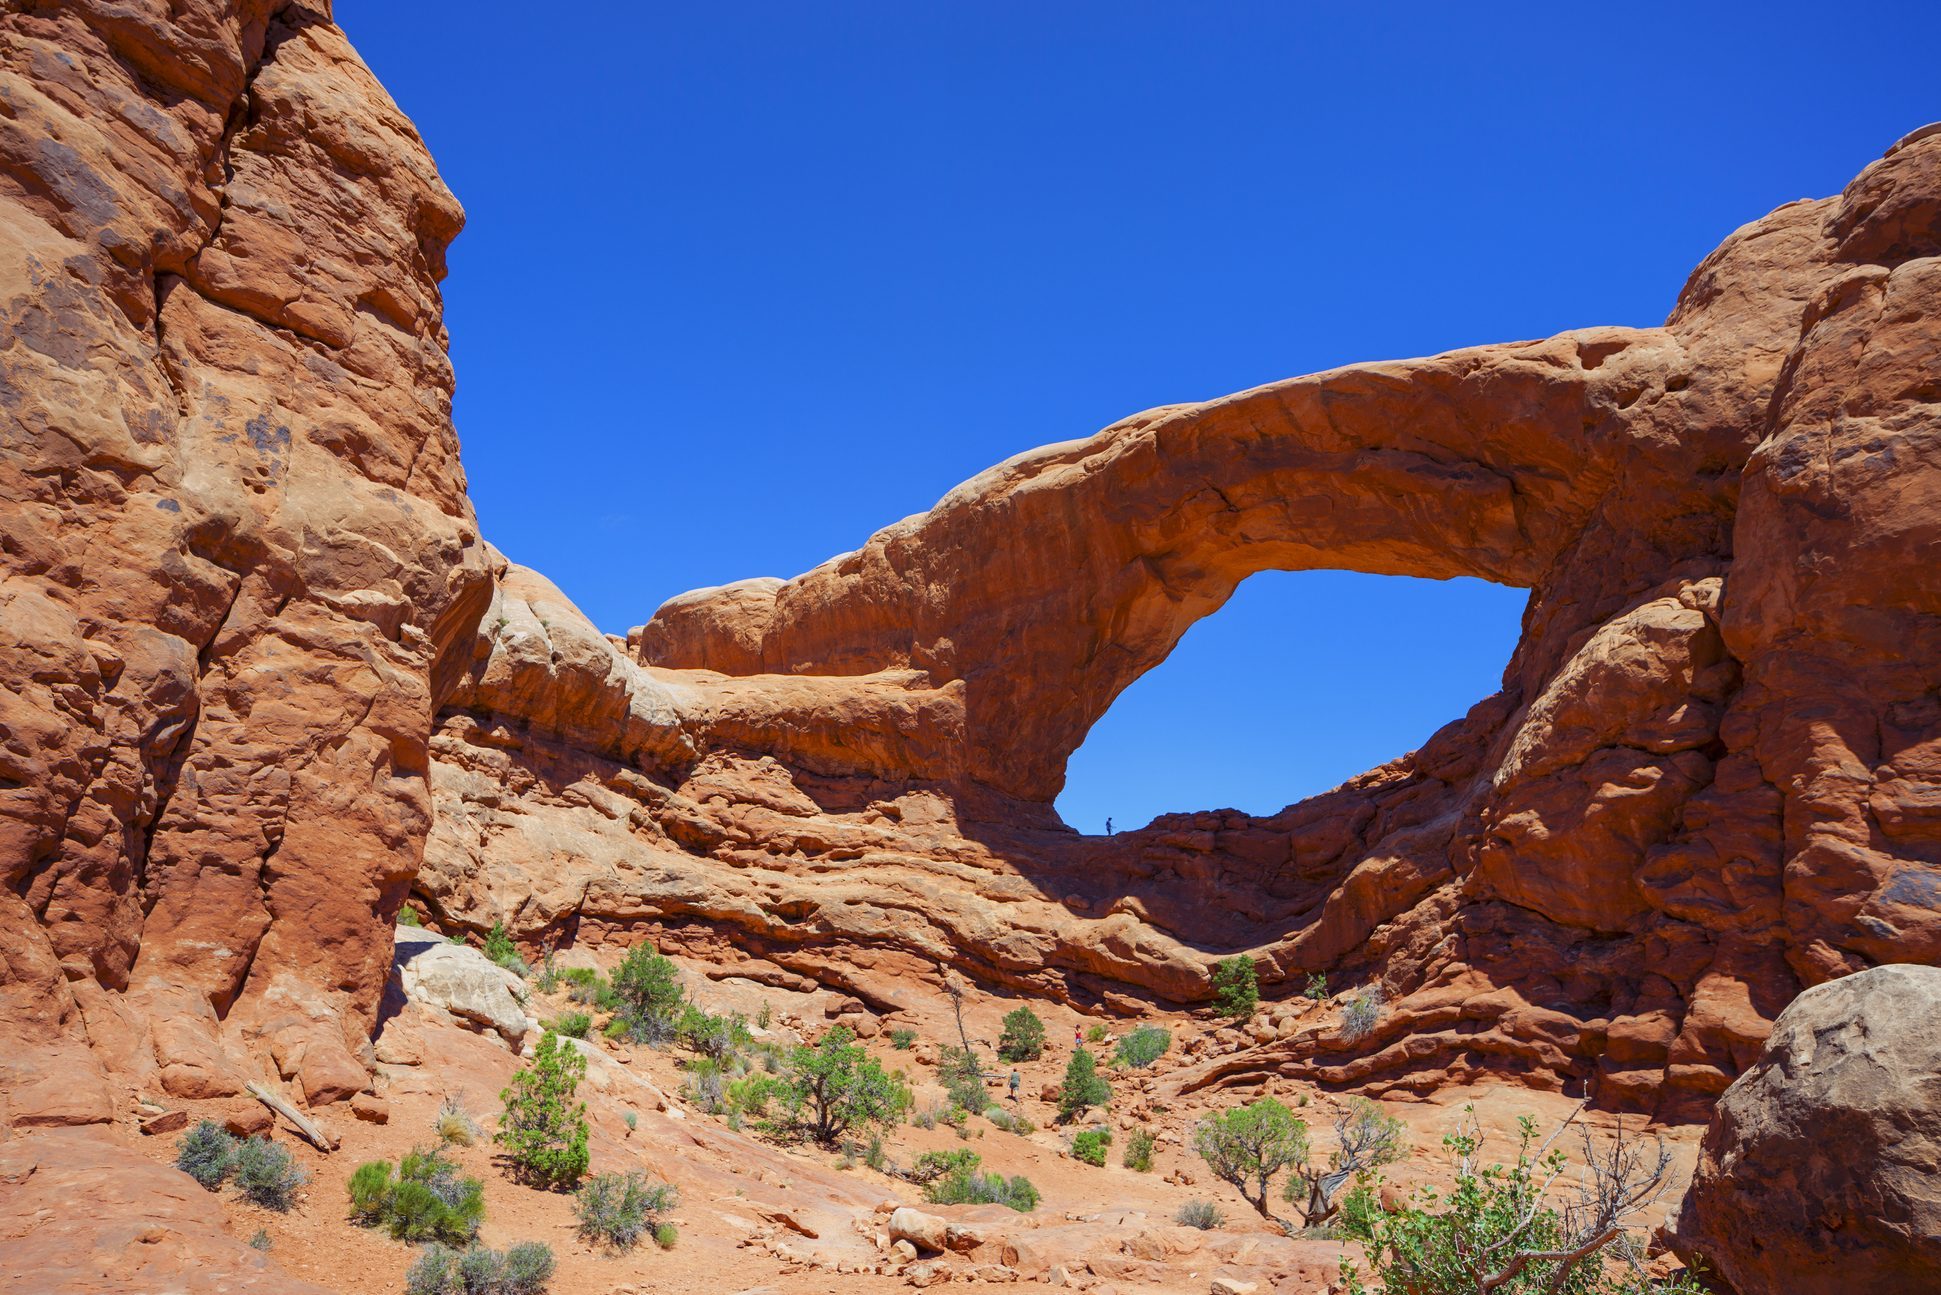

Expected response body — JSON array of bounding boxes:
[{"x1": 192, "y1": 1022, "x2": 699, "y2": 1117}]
[
  {"x1": 1105, "y1": 817, "x2": 1114, "y2": 836},
  {"x1": 1008, "y1": 1069, "x2": 1021, "y2": 1100}
]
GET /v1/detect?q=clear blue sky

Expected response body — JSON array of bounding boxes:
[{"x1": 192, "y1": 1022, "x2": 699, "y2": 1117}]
[{"x1": 338, "y1": 2, "x2": 1939, "y2": 833}]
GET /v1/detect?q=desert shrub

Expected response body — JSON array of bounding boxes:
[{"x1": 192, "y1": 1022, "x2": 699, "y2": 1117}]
[
  {"x1": 890, "y1": 1027, "x2": 917, "y2": 1050},
  {"x1": 652, "y1": 1222, "x2": 678, "y2": 1249},
  {"x1": 676, "y1": 1005, "x2": 751, "y2": 1058},
  {"x1": 436, "y1": 1094, "x2": 482, "y2": 1147},
  {"x1": 1085, "y1": 1023, "x2": 1108, "y2": 1044},
  {"x1": 551, "y1": 1011, "x2": 592, "y2": 1039},
  {"x1": 763, "y1": 1025, "x2": 912, "y2": 1144},
  {"x1": 611, "y1": 942, "x2": 684, "y2": 1040},
  {"x1": 573, "y1": 1170, "x2": 677, "y2": 1252},
  {"x1": 910, "y1": 1147, "x2": 976, "y2": 1182},
  {"x1": 624, "y1": 1111, "x2": 637, "y2": 1132},
  {"x1": 1212, "y1": 955, "x2": 1259, "y2": 1017},
  {"x1": 1341, "y1": 1108, "x2": 1703, "y2": 1295},
  {"x1": 1341, "y1": 987, "x2": 1384, "y2": 1043},
  {"x1": 497, "y1": 1029, "x2": 590, "y2": 1189},
  {"x1": 348, "y1": 1147, "x2": 485, "y2": 1244},
  {"x1": 919, "y1": 1150, "x2": 1038, "y2": 1211},
  {"x1": 398, "y1": 905, "x2": 421, "y2": 927},
  {"x1": 176, "y1": 1120, "x2": 238, "y2": 1190},
  {"x1": 1304, "y1": 972, "x2": 1329, "y2": 1002},
  {"x1": 1113, "y1": 1025, "x2": 1172, "y2": 1069},
  {"x1": 1282, "y1": 1098, "x2": 1408, "y2": 1226},
  {"x1": 1337, "y1": 1175, "x2": 1384, "y2": 1243},
  {"x1": 939, "y1": 1045, "x2": 988, "y2": 1114},
  {"x1": 725, "y1": 1073, "x2": 791, "y2": 1120},
  {"x1": 985, "y1": 1106, "x2": 1034, "y2": 1135},
  {"x1": 484, "y1": 922, "x2": 529, "y2": 979},
  {"x1": 1072, "y1": 1128, "x2": 1112, "y2": 1166},
  {"x1": 405, "y1": 1245, "x2": 458, "y2": 1295},
  {"x1": 408, "y1": 1240, "x2": 556, "y2": 1295},
  {"x1": 1123, "y1": 1127, "x2": 1157, "y2": 1172},
  {"x1": 1056, "y1": 1047, "x2": 1111, "y2": 1122},
  {"x1": 996, "y1": 1006, "x2": 1045, "y2": 1062},
  {"x1": 233, "y1": 1137, "x2": 307, "y2": 1211},
  {"x1": 1176, "y1": 1199, "x2": 1225, "y2": 1230},
  {"x1": 602, "y1": 1017, "x2": 629, "y2": 1040},
  {"x1": 249, "y1": 1228, "x2": 272, "y2": 1251},
  {"x1": 1193, "y1": 1097, "x2": 1309, "y2": 1217}
]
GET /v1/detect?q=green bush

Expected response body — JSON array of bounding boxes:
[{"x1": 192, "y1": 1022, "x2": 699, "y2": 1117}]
[
  {"x1": 986, "y1": 1107, "x2": 1035, "y2": 1135},
  {"x1": 676, "y1": 1005, "x2": 750, "y2": 1058},
  {"x1": 1341, "y1": 1110, "x2": 1703, "y2": 1295},
  {"x1": 347, "y1": 1147, "x2": 484, "y2": 1244},
  {"x1": 939, "y1": 1046, "x2": 988, "y2": 1115},
  {"x1": 176, "y1": 1120, "x2": 237, "y2": 1190},
  {"x1": 889, "y1": 1028, "x2": 917, "y2": 1050},
  {"x1": 1072, "y1": 1129, "x2": 1112, "y2": 1166},
  {"x1": 249, "y1": 1228, "x2": 272, "y2": 1251},
  {"x1": 919, "y1": 1150, "x2": 1038, "y2": 1211},
  {"x1": 652, "y1": 1222, "x2": 678, "y2": 1249},
  {"x1": 1304, "y1": 972, "x2": 1329, "y2": 1002},
  {"x1": 1176, "y1": 1199, "x2": 1225, "y2": 1230},
  {"x1": 611, "y1": 942, "x2": 684, "y2": 1041},
  {"x1": 573, "y1": 1170, "x2": 677, "y2": 1252},
  {"x1": 398, "y1": 905, "x2": 421, "y2": 927},
  {"x1": 551, "y1": 1011, "x2": 592, "y2": 1039},
  {"x1": 1212, "y1": 956, "x2": 1259, "y2": 1018},
  {"x1": 763, "y1": 1025, "x2": 911, "y2": 1144},
  {"x1": 484, "y1": 922, "x2": 529, "y2": 978},
  {"x1": 1113, "y1": 1025, "x2": 1172, "y2": 1069},
  {"x1": 497, "y1": 1030, "x2": 590, "y2": 1189},
  {"x1": 1056, "y1": 1048, "x2": 1111, "y2": 1122},
  {"x1": 233, "y1": 1137, "x2": 307, "y2": 1211},
  {"x1": 406, "y1": 1241, "x2": 555, "y2": 1295},
  {"x1": 1085, "y1": 1023, "x2": 1108, "y2": 1044},
  {"x1": 1123, "y1": 1127, "x2": 1157, "y2": 1172},
  {"x1": 1337, "y1": 1175, "x2": 1383, "y2": 1243},
  {"x1": 995, "y1": 1006, "x2": 1045, "y2": 1062}
]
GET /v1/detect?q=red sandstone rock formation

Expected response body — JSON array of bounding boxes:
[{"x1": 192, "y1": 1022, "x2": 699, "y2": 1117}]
[
  {"x1": 1, "y1": 0, "x2": 1937, "y2": 1150},
  {"x1": 0, "y1": 2, "x2": 488, "y2": 1129},
  {"x1": 429, "y1": 127, "x2": 1941, "y2": 1120}
]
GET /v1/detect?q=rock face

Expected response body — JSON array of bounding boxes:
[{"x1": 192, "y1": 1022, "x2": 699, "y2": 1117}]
[
  {"x1": 388, "y1": 925, "x2": 536, "y2": 1048},
  {"x1": 425, "y1": 125, "x2": 1941, "y2": 1119},
  {"x1": 0, "y1": 3, "x2": 1936, "y2": 1143},
  {"x1": 0, "y1": 2, "x2": 487, "y2": 1127},
  {"x1": 1669, "y1": 963, "x2": 1941, "y2": 1294}
]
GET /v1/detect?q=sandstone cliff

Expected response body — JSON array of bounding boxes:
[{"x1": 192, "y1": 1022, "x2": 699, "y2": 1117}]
[
  {"x1": 1, "y1": 0, "x2": 1937, "y2": 1143},
  {"x1": 426, "y1": 128, "x2": 1941, "y2": 1120}
]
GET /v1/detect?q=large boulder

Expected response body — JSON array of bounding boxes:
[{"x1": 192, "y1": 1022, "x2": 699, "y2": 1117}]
[
  {"x1": 1669, "y1": 964, "x2": 1941, "y2": 1294},
  {"x1": 390, "y1": 926, "x2": 537, "y2": 1049}
]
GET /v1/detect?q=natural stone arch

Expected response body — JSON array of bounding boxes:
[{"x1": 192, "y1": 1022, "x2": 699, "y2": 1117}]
[{"x1": 638, "y1": 326, "x2": 1680, "y2": 802}]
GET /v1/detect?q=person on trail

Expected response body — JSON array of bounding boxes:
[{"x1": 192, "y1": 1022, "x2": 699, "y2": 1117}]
[
  {"x1": 1008, "y1": 1069, "x2": 1021, "y2": 1101},
  {"x1": 1074, "y1": 1024, "x2": 1083, "y2": 1050}
]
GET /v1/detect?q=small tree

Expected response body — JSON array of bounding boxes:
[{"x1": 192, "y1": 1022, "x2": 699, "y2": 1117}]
[
  {"x1": 497, "y1": 1029, "x2": 590, "y2": 1188},
  {"x1": 780, "y1": 1025, "x2": 911, "y2": 1144},
  {"x1": 996, "y1": 1006, "x2": 1046, "y2": 1062},
  {"x1": 940, "y1": 1045, "x2": 988, "y2": 1114},
  {"x1": 1283, "y1": 1098, "x2": 1408, "y2": 1226},
  {"x1": 1193, "y1": 1097, "x2": 1308, "y2": 1217},
  {"x1": 1344, "y1": 1105, "x2": 1703, "y2": 1295},
  {"x1": 611, "y1": 941, "x2": 685, "y2": 1039},
  {"x1": 1212, "y1": 956, "x2": 1260, "y2": 1018},
  {"x1": 1056, "y1": 1047, "x2": 1111, "y2": 1122},
  {"x1": 1113, "y1": 1025, "x2": 1172, "y2": 1068}
]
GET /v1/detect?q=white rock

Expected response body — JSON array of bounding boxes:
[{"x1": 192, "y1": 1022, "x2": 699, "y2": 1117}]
[{"x1": 392, "y1": 926, "x2": 536, "y2": 1047}]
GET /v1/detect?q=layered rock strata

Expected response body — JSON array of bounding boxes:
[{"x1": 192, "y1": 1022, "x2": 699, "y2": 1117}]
[
  {"x1": 424, "y1": 128, "x2": 1941, "y2": 1118},
  {"x1": 1, "y1": 0, "x2": 1937, "y2": 1137}
]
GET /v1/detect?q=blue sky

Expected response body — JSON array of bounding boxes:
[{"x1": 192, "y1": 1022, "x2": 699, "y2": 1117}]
[{"x1": 337, "y1": 2, "x2": 1939, "y2": 833}]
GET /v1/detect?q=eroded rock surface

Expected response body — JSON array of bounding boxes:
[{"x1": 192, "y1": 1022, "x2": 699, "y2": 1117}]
[
  {"x1": 425, "y1": 127, "x2": 1941, "y2": 1119},
  {"x1": 0, "y1": 1, "x2": 487, "y2": 1128},
  {"x1": 1669, "y1": 963, "x2": 1941, "y2": 1294}
]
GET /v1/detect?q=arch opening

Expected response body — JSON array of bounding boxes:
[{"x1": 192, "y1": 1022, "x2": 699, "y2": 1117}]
[{"x1": 1053, "y1": 569, "x2": 1528, "y2": 835}]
